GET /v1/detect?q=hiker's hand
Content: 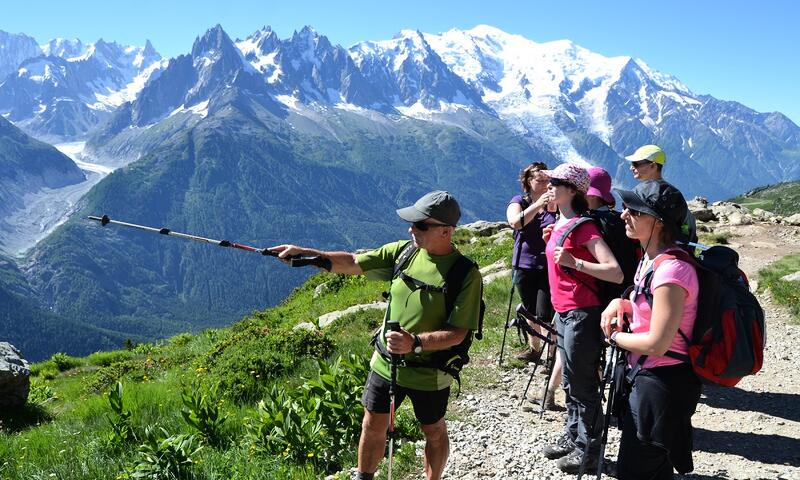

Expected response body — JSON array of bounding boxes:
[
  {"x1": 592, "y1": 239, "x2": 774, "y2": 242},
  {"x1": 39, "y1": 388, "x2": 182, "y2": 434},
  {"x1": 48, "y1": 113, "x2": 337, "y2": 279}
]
[
  {"x1": 601, "y1": 299, "x2": 630, "y2": 338},
  {"x1": 269, "y1": 244, "x2": 304, "y2": 264},
  {"x1": 534, "y1": 191, "x2": 554, "y2": 209},
  {"x1": 553, "y1": 246, "x2": 576, "y2": 268},
  {"x1": 385, "y1": 329, "x2": 413, "y2": 355},
  {"x1": 542, "y1": 224, "x2": 554, "y2": 242}
]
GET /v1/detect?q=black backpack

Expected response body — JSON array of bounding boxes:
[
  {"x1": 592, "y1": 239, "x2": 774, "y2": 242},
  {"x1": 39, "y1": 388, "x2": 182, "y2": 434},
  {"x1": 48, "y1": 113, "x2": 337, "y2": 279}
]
[
  {"x1": 373, "y1": 241, "x2": 484, "y2": 391},
  {"x1": 556, "y1": 210, "x2": 640, "y2": 307}
]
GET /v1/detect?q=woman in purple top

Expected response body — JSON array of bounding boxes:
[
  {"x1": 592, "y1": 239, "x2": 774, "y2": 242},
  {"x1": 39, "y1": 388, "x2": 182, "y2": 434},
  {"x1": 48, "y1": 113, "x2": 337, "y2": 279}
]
[{"x1": 506, "y1": 162, "x2": 557, "y2": 360}]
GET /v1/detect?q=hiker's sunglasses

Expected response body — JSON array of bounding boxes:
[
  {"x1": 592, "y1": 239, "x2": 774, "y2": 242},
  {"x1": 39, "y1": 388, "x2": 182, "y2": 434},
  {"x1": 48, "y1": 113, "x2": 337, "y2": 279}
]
[
  {"x1": 622, "y1": 204, "x2": 645, "y2": 217},
  {"x1": 548, "y1": 178, "x2": 575, "y2": 188},
  {"x1": 630, "y1": 160, "x2": 653, "y2": 168},
  {"x1": 412, "y1": 221, "x2": 451, "y2": 231}
]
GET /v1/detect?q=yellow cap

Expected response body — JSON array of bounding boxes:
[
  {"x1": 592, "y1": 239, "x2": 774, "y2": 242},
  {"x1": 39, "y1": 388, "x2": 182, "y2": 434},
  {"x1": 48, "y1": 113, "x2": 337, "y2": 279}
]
[{"x1": 625, "y1": 144, "x2": 666, "y2": 165}]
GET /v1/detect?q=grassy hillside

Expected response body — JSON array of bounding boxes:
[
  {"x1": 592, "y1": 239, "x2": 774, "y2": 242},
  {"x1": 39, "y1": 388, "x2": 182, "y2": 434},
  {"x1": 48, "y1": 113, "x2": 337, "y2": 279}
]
[
  {"x1": 0, "y1": 228, "x2": 515, "y2": 480},
  {"x1": 17, "y1": 101, "x2": 546, "y2": 362},
  {"x1": 730, "y1": 181, "x2": 800, "y2": 215}
]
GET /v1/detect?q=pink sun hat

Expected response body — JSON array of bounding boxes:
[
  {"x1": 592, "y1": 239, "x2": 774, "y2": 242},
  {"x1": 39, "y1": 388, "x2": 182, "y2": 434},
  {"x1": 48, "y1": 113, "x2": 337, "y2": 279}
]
[
  {"x1": 540, "y1": 163, "x2": 590, "y2": 194},
  {"x1": 586, "y1": 166, "x2": 615, "y2": 205}
]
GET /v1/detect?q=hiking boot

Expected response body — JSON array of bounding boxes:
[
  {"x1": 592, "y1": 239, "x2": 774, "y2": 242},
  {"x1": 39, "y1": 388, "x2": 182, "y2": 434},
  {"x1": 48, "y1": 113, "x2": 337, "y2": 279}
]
[
  {"x1": 543, "y1": 433, "x2": 576, "y2": 459},
  {"x1": 527, "y1": 390, "x2": 565, "y2": 412},
  {"x1": 556, "y1": 448, "x2": 599, "y2": 474},
  {"x1": 515, "y1": 348, "x2": 541, "y2": 363}
]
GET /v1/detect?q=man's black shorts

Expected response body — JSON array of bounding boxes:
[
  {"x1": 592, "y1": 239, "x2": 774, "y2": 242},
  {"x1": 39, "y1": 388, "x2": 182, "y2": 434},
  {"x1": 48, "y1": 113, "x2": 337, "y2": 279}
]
[{"x1": 361, "y1": 371, "x2": 450, "y2": 425}]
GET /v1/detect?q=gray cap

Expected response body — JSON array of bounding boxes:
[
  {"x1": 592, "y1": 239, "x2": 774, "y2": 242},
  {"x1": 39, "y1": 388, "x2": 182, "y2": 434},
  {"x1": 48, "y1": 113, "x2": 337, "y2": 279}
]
[
  {"x1": 396, "y1": 190, "x2": 461, "y2": 226},
  {"x1": 614, "y1": 180, "x2": 688, "y2": 237}
]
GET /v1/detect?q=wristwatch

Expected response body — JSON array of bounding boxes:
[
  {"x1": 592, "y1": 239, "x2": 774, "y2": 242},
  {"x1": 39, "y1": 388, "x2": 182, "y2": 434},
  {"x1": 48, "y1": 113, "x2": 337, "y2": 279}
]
[
  {"x1": 609, "y1": 331, "x2": 619, "y2": 347},
  {"x1": 412, "y1": 334, "x2": 423, "y2": 355},
  {"x1": 575, "y1": 259, "x2": 584, "y2": 271}
]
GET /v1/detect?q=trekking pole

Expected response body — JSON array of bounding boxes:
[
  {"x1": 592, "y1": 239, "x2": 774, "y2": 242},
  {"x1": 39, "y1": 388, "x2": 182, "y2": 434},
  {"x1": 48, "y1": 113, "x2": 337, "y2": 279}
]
[
  {"x1": 538, "y1": 331, "x2": 558, "y2": 419},
  {"x1": 576, "y1": 333, "x2": 621, "y2": 480},
  {"x1": 592, "y1": 344, "x2": 621, "y2": 480},
  {"x1": 497, "y1": 235, "x2": 522, "y2": 365},
  {"x1": 87, "y1": 215, "x2": 331, "y2": 270},
  {"x1": 499, "y1": 230, "x2": 524, "y2": 365},
  {"x1": 386, "y1": 320, "x2": 402, "y2": 480},
  {"x1": 517, "y1": 306, "x2": 557, "y2": 405}
]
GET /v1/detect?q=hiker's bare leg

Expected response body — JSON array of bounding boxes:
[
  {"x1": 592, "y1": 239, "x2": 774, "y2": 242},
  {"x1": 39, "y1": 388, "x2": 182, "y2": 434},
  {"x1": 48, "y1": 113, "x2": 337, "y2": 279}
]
[
  {"x1": 421, "y1": 418, "x2": 449, "y2": 480},
  {"x1": 358, "y1": 410, "x2": 390, "y2": 473},
  {"x1": 528, "y1": 320, "x2": 542, "y2": 351}
]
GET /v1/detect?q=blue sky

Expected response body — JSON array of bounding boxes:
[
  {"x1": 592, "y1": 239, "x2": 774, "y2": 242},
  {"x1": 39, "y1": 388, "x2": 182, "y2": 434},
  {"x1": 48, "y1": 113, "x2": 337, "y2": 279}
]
[{"x1": 3, "y1": 0, "x2": 798, "y2": 124}]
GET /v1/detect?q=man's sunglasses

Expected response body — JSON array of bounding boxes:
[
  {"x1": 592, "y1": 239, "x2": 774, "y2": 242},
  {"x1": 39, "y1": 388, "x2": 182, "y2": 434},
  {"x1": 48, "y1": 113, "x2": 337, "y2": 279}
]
[
  {"x1": 412, "y1": 221, "x2": 451, "y2": 231},
  {"x1": 549, "y1": 177, "x2": 575, "y2": 188},
  {"x1": 630, "y1": 160, "x2": 653, "y2": 168}
]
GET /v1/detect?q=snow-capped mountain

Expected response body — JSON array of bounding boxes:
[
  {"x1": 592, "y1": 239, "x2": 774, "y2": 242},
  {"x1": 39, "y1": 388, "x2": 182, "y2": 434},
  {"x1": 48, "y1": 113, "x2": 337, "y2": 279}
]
[
  {"x1": 85, "y1": 23, "x2": 800, "y2": 200},
  {"x1": 40, "y1": 38, "x2": 86, "y2": 58},
  {"x1": 352, "y1": 25, "x2": 800, "y2": 197},
  {"x1": 0, "y1": 31, "x2": 41, "y2": 78},
  {"x1": 350, "y1": 29, "x2": 486, "y2": 112},
  {"x1": 237, "y1": 25, "x2": 390, "y2": 109},
  {"x1": 0, "y1": 37, "x2": 164, "y2": 141}
]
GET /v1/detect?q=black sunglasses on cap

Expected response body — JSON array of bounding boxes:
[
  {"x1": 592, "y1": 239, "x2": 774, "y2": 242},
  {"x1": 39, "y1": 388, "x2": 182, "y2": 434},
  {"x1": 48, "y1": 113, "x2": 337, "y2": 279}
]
[{"x1": 412, "y1": 221, "x2": 450, "y2": 231}]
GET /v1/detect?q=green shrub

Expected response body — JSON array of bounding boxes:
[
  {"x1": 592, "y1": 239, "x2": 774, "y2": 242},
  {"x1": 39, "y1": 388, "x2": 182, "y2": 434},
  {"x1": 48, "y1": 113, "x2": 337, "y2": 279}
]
[
  {"x1": 83, "y1": 360, "x2": 148, "y2": 394},
  {"x1": 88, "y1": 350, "x2": 135, "y2": 367},
  {"x1": 132, "y1": 342, "x2": 156, "y2": 355},
  {"x1": 698, "y1": 231, "x2": 733, "y2": 245},
  {"x1": 50, "y1": 352, "x2": 81, "y2": 372},
  {"x1": 207, "y1": 326, "x2": 335, "y2": 402},
  {"x1": 170, "y1": 332, "x2": 194, "y2": 347},
  {"x1": 126, "y1": 427, "x2": 202, "y2": 480},
  {"x1": 30, "y1": 361, "x2": 59, "y2": 380},
  {"x1": 107, "y1": 381, "x2": 135, "y2": 449},
  {"x1": 246, "y1": 354, "x2": 370, "y2": 471},
  {"x1": 246, "y1": 384, "x2": 326, "y2": 466},
  {"x1": 27, "y1": 377, "x2": 56, "y2": 407},
  {"x1": 300, "y1": 355, "x2": 369, "y2": 456},
  {"x1": 759, "y1": 253, "x2": 800, "y2": 323},
  {"x1": 181, "y1": 382, "x2": 227, "y2": 447}
]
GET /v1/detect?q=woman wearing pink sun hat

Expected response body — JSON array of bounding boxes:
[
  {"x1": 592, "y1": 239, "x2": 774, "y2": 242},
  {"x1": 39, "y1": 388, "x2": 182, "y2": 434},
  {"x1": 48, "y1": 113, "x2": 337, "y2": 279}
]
[{"x1": 538, "y1": 162, "x2": 624, "y2": 474}]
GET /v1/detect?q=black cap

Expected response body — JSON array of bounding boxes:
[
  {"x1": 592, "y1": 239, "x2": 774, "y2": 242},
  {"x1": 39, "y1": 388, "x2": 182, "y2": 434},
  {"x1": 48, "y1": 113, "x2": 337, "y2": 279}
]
[
  {"x1": 396, "y1": 190, "x2": 461, "y2": 226},
  {"x1": 614, "y1": 180, "x2": 688, "y2": 236}
]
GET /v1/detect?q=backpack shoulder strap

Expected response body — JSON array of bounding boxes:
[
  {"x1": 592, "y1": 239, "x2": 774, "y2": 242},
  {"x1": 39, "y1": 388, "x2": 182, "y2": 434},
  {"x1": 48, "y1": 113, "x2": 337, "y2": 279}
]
[
  {"x1": 639, "y1": 248, "x2": 695, "y2": 306},
  {"x1": 393, "y1": 241, "x2": 418, "y2": 279},
  {"x1": 444, "y1": 254, "x2": 484, "y2": 340},
  {"x1": 556, "y1": 216, "x2": 594, "y2": 247}
]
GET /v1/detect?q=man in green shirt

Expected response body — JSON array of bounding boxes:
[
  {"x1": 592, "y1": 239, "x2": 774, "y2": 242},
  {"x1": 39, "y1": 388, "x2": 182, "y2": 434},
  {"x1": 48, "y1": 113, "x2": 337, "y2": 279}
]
[{"x1": 271, "y1": 191, "x2": 482, "y2": 480}]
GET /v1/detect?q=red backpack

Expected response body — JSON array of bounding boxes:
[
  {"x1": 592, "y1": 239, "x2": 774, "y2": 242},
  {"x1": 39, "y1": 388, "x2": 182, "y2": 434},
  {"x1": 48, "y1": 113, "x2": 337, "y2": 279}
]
[{"x1": 637, "y1": 245, "x2": 765, "y2": 387}]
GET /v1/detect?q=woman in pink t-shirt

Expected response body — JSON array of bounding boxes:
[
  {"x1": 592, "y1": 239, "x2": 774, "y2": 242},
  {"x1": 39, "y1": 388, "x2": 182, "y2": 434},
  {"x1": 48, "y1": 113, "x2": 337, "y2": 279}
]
[
  {"x1": 539, "y1": 163, "x2": 623, "y2": 475},
  {"x1": 601, "y1": 180, "x2": 702, "y2": 480}
]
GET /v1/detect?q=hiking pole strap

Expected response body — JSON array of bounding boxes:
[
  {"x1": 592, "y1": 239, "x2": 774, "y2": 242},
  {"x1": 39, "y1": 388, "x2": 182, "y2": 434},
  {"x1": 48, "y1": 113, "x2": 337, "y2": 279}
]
[{"x1": 516, "y1": 304, "x2": 557, "y2": 335}]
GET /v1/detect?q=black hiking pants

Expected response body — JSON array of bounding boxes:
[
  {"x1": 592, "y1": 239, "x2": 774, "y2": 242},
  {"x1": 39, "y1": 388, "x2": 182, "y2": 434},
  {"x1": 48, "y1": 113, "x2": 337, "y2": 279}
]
[{"x1": 617, "y1": 363, "x2": 701, "y2": 479}]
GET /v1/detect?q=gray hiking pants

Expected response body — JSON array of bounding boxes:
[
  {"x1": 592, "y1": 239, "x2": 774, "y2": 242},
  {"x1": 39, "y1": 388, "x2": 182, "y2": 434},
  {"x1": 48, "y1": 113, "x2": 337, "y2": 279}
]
[{"x1": 556, "y1": 307, "x2": 603, "y2": 455}]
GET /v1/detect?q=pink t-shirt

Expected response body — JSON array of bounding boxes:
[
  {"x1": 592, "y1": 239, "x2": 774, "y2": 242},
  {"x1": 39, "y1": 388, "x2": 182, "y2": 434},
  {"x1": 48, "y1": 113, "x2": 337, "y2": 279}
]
[
  {"x1": 545, "y1": 217, "x2": 603, "y2": 313},
  {"x1": 628, "y1": 251, "x2": 699, "y2": 369}
]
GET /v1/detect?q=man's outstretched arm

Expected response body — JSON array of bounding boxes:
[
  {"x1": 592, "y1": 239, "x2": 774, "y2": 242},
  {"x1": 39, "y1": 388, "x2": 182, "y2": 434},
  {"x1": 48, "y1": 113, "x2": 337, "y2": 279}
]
[{"x1": 269, "y1": 244, "x2": 364, "y2": 275}]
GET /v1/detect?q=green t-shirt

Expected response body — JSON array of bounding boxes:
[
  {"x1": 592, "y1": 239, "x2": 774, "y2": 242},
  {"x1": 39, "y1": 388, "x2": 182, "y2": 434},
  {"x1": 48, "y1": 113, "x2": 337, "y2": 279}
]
[{"x1": 356, "y1": 240, "x2": 482, "y2": 391}]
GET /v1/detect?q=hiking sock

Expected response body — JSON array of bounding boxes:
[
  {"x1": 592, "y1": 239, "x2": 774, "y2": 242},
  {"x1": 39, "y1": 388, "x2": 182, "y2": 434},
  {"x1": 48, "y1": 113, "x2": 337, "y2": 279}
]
[{"x1": 356, "y1": 473, "x2": 375, "y2": 480}]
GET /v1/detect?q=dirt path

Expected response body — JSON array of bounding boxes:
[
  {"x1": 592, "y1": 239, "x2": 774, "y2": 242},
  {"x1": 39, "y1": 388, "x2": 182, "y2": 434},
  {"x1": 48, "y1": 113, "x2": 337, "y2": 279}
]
[{"x1": 437, "y1": 223, "x2": 800, "y2": 480}]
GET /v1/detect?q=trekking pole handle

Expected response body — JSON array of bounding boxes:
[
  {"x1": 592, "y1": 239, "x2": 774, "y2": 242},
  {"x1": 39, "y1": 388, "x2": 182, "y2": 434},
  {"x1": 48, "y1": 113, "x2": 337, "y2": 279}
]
[{"x1": 386, "y1": 321, "x2": 402, "y2": 362}]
